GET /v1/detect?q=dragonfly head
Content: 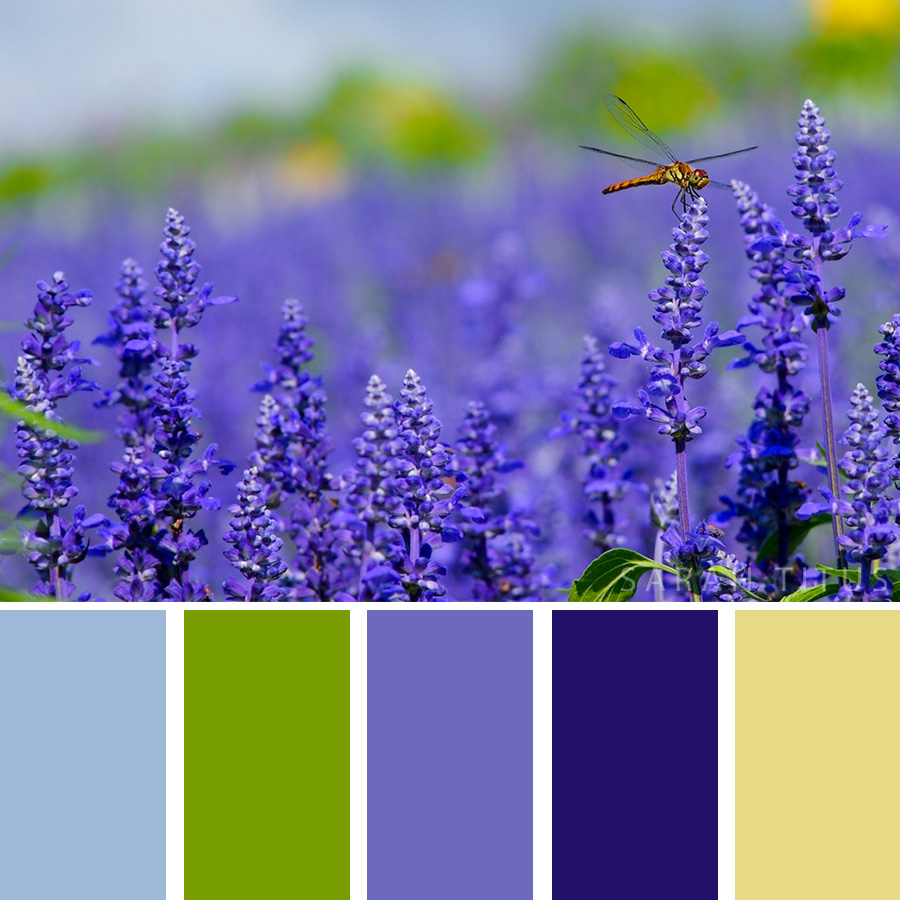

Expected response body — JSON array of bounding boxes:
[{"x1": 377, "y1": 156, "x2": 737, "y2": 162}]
[{"x1": 690, "y1": 168, "x2": 710, "y2": 190}]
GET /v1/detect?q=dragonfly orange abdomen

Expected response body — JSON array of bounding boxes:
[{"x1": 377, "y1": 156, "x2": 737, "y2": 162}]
[{"x1": 582, "y1": 95, "x2": 756, "y2": 214}]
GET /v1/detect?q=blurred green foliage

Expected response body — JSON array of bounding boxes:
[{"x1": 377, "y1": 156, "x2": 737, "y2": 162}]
[{"x1": 2, "y1": 14, "x2": 900, "y2": 205}]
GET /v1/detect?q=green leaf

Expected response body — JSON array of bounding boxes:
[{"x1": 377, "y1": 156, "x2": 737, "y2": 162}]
[
  {"x1": 816, "y1": 565, "x2": 857, "y2": 582},
  {"x1": 0, "y1": 585, "x2": 47, "y2": 602},
  {"x1": 757, "y1": 513, "x2": 831, "y2": 563},
  {"x1": 568, "y1": 548, "x2": 676, "y2": 602},
  {"x1": 884, "y1": 571, "x2": 900, "y2": 603},
  {"x1": 0, "y1": 393, "x2": 104, "y2": 444},
  {"x1": 781, "y1": 582, "x2": 841, "y2": 602}
]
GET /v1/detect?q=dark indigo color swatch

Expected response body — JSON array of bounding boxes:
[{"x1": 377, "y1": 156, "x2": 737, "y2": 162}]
[
  {"x1": 0, "y1": 611, "x2": 166, "y2": 900},
  {"x1": 368, "y1": 611, "x2": 533, "y2": 900},
  {"x1": 553, "y1": 610, "x2": 718, "y2": 899}
]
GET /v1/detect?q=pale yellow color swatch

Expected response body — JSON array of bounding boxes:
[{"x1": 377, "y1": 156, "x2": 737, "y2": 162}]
[{"x1": 736, "y1": 610, "x2": 900, "y2": 899}]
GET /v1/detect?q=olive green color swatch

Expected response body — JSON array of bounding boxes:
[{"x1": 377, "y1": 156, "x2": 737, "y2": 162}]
[{"x1": 185, "y1": 610, "x2": 350, "y2": 899}]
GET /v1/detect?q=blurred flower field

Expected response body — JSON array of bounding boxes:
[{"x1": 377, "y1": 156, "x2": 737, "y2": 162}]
[{"x1": 2, "y1": 90, "x2": 900, "y2": 601}]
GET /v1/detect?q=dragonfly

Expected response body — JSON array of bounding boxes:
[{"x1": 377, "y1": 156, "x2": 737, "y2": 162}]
[{"x1": 580, "y1": 94, "x2": 758, "y2": 215}]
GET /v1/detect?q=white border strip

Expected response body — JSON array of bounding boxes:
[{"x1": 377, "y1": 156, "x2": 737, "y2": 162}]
[
  {"x1": 349, "y1": 609, "x2": 367, "y2": 900},
  {"x1": 718, "y1": 608, "x2": 735, "y2": 900},
  {"x1": 533, "y1": 607, "x2": 551, "y2": 898},
  {"x1": 166, "y1": 609, "x2": 185, "y2": 900}
]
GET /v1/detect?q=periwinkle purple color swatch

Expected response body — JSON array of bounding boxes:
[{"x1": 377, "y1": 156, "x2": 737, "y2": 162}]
[
  {"x1": 552, "y1": 610, "x2": 718, "y2": 899},
  {"x1": 368, "y1": 611, "x2": 532, "y2": 899}
]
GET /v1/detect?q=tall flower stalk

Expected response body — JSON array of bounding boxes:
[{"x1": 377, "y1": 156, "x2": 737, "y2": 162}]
[
  {"x1": 725, "y1": 181, "x2": 811, "y2": 592},
  {"x1": 222, "y1": 466, "x2": 288, "y2": 601},
  {"x1": 12, "y1": 274, "x2": 105, "y2": 600},
  {"x1": 798, "y1": 385, "x2": 898, "y2": 600},
  {"x1": 343, "y1": 375, "x2": 405, "y2": 601},
  {"x1": 781, "y1": 100, "x2": 885, "y2": 569},
  {"x1": 102, "y1": 210, "x2": 237, "y2": 600},
  {"x1": 610, "y1": 198, "x2": 742, "y2": 597},
  {"x1": 558, "y1": 335, "x2": 631, "y2": 552},
  {"x1": 249, "y1": 298, "x2": 346, "y2": 600},
  {"x1": 455, "y1": 400, "x2": 548, "y2": 600},
  {"x1": 388, "y1": 369, "x2": 463, "y2": 601}
]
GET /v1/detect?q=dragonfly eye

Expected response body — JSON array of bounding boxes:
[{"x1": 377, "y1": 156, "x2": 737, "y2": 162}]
[{"x1": 692, "y1": 168, "x2": 710, "y2": 189}]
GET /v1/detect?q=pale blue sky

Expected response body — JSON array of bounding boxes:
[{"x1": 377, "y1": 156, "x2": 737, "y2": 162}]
[{"x1": 3, "y1": 0, "x2": 806, "y2": 151}]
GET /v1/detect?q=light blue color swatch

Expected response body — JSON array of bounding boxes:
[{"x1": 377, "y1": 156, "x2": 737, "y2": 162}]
[{"x1": 0, "y1": 611, "x2": 166, "y2": 900}]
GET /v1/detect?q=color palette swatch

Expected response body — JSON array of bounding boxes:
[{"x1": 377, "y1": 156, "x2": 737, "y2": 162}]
[
  {"x1": 5, "y1": 605, "x2": 900, "y2": 898},
  {"x1": 367, "y1": 611, "x2": 533, "y2": 899},
  {"x1": 736, "y1": 610, "x2": 900, "y2": 899},
  {"x1": 0, "y1": 611, "x2": 166, "y2": 900},
  {"x1": 184, "y1": 610, "x2": 350, "y2": 899},
  {"x1": 553, "y1": 610, "x2": 719, "y2": 898}
]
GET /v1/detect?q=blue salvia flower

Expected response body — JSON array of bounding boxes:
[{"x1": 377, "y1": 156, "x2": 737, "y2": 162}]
[
  {"x1": 558, "y1": 335, "x2": 631, "y2": 552},
  {"x1": 147, "y1": 357, "x2": 234, "y2": 600},
  {"x1": 93, "y1": 259, "x2": 164, "y2": 600},
  {"x1": 105, "y1": 445, "x2": 161, "y2": 601},
  {"x1": 660, "y1": 520, "x2": 760, "y2": 601},
  {"x1": 249, "y1": 299, "x2": 346, "y2": 600},
  {"x1": 343, "y1": 374, "x2": 407, "y2": 601},
  {"x1": 730, "y1": 181, "x2": 809, "y2": 378},
  {"x1": 252, "y1": 297, "x2": 316, "y2": 403},
  {"x1": 222, "y1": 466, "x2": 288, "y2": 601},
  {"x1": 102, "y1": 210, "x2": 236, "y2": 601},
  {"x1": 455, "y1": 400, "x2": 549, "y2": 600},
  {"x1": 782, "y1": 100, "x2": 884, "y2": 330},
  {"x1": 779, "y1": 101, "x2": 885, "y2": 571},
  {"x1": 94, "y1": 258, "x2": 156, "y2": 445},
  {"x1": 799, "y1": 384, "x2": 898, "y2": 600},
  {"x1": 660, "y1": 521, "x2": 725, "y2": 587},
  {"x1": 610, "y1": 198, "x2": 743, "y2": 578},
  {"x1": 12, "y1": 273, "x2": 105, "y2": 600},
  {"x1": 724, "y1": 182, "x2": 811, "y2": 583},
  {"x1": 151, "y1": 208, "x2": 237, "y2": 353},
  {"x1": 874, "y1": 315, "x2": 900, "y2": 464},
  {"x1": 705, "y1": 551, "x2": 760, "y2": 603},
  {"x1": 387, "y1": 369, "x2": 463, "y2": 601}
]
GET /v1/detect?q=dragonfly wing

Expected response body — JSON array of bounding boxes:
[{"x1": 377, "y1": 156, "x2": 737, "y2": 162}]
[
  {"x1": 603, "y1": 94, "x2": 678, "y2": 165},
  {"x1": 685, "y1": 145, "x2": 758, "y2": 164},
  {"x1": 579, "y1": 145, "x2": 660, "y2": 172}
]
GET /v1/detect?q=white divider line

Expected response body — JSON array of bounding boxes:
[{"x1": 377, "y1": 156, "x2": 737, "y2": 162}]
[
  {"x1": 166, "y1": 609, "x2": 185, "y2": 900},
  {"x1": 349, "y1": 608, "x2": 367, "y2": 900},
  {"x1": 533, "y1": 607, "x2": 552, "y2": 899},
  {"x1": 718, "y1": 608, "x2": 736, "y2": 900}
]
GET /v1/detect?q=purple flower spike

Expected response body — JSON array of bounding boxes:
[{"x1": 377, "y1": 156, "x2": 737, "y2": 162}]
[
  {"x1": 787, "y1": 99, "x2": 842, "y2": 238},
  {"x1": 800, "y1": 384, "x2": 899, "y2": 600},
  {"x1": 12, "y1": 273, "x2": 105, "y2": 600},
  {"x1": 100, "y1": 211, "x2": 236, "y2": 601},
  {"x1": 344, "y1": 375, "x2": 406, "y2": 601},
  {"x1": 607, "y1": 197, "x2": 739, "y2": 597},
  {"x1": 94, "y1": 258, "x2": 157, "y2": 445},
  {"x1": 723, "y1": 181, "x2": 813, "y2": 591},
  {"x1": 223, "y1": 466, "x2": 288, "y2": 602},
  {"x1": 150, "y1": 208, "x2": 237, "y2": 356},
  {"x1": 248, "y1": 299, "x2": 346, "y2": 600},
  {"x1": 558, "y1": 335, "x2": 632, "y2": 552},
  {"x1": 456, "y1": 400, "x2": 549, "y2": 600},
  {"x1": 874, "y1": 314, "x2": 900, "y2": 457},
  {"x1": 388, "y1": 369, "x2": 461, "y2": 600}
]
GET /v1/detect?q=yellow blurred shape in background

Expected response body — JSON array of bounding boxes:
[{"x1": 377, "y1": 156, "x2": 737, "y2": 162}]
[
  {"x1": 277, "y1": 137, "x2": 347, "y2": 200},
  {"x1": 810, "y1": 0, "x2": 900, "y2": 33}
]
